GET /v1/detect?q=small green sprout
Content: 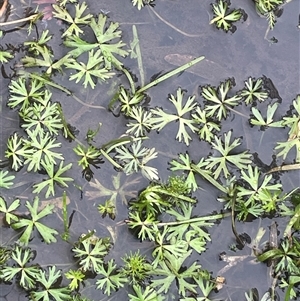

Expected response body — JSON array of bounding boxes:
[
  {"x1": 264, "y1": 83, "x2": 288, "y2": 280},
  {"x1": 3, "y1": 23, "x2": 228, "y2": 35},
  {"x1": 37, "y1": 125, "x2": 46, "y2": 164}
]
[{"x1": 121, "y1": 250, "x2": 152, "y2": 284}]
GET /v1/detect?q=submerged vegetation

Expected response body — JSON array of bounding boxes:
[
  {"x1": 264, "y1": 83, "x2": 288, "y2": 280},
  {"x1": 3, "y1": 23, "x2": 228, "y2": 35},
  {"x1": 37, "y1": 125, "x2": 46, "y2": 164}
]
[{"x1": 0, "y1": 0, "x2": 299, "y2": 301}]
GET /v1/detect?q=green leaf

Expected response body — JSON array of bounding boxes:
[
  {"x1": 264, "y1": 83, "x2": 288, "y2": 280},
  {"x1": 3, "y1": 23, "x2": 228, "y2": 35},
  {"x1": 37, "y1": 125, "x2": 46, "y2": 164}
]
[
  {"x1": 182, "y1": 275, "x2": 216, "y2": 301},
  {"x1": 115, "y1": 139, "x2": 158, "y2": 180},
  {"x1": 23, "y1": 129, "x2": 63, "y2": 172},
  {"x1": 0, "y1": 49, "x2": 14, "y2": 63},
  {"x1": 8, "y1": 77, "x2": 45, "y2": 110},
  {"x1": 52, "y1": 2, "x2": 93, "y2": 37},
  {"x1": 191, "y1": 106, "x2": 220, "y2": 142},
  {"x1": 151, "y1": 225, "x2": 188, "y2": 268},
  {"x1": 121, "y1": 250, "x2": 152, "y2": 284},
  {"x1": 73, "y1": 144, "x2": 102, "y2": 169},
  {"x1": 250, "y1": 103, "x2": 280, "y2": 128},
  {"x1": 19, "y1": 91, "x2": 63, "y2": 135},
  {"x1": 150, "y1": 250, "x2": 200, "y2": 297},
  {"x1": 0, "y1": 170, "x2": 15, "y2": 189},
  {"x1": 169, "y1": 153, "x2": 199, "y2": 191},
  {"x1": 126, "y1": 106, "x2": 153, "y2": 137},
  {"x1": 166, "y1": 203, "x2": 213, "y2": 246},
  {"x1": 21, "y1": 45, "x2": 54, "y2": 71},
  {"x1": 150, "y1": 88, "x2": 198, "y2": 145},
  {"x1": 205, "y1": 131, "x2": 252, "y2": 179},
  {"x1": 65, "y1": 269, "x2": 85, "y2": 290},
  {"x1": 24, "y1": 29, "x2": 52, "y2": 52},
  {"x1": 89, "y1": 13, "x2": 129, "y2": 69},
  {"x1": 240, "y1": 77, "x2": 269, "y2": 105},
  {"x1": 32, "y1": 157, "x2": 73, "y2": 198},
  {"x1": 210, "y1": 0, "x2": 242, "y2": 31},
  {"x1": 0, "y1": 197, "x2": 20, "y2": 224},
  {"x1": 238, "y1": 165, "x2": 282, "y2": 200},
  {"x1": 128, "y1": 285, "x2": 165, "y2": 301},
  {"x1": 63, "y1": 34, "x2": 97, "y2": 57},
  {"x1": 275, "y1": 95, "x2": 300, "y2": 162},
  {"x1": 31, "y1": 266, "x2": 72, "y2": 301},
  {"x1": 11, "y1": 196, "x2": 58, "y2": 245},
  {"x1": 202, "y1": 78, "x2": 241, "y2": 121},
  {"x1": 5, "y1": 133, "x2": 33, "y2": 171},
  {"x1": 255, "y1": 0, "x2": 284, "y2": 14},
  {"x1": 72, "y1": 235, "x2": 111, "y2": 272},
  {"x1": 96, "y1": 259, "x2": 128, "y2": 295},
  {"x1": 64, "y1": 49, "x2": 115, "y2": 88},
  {"x1": 126, "y1": 211, "x2": 158, "y2": 241},
  {"x1": 117, "y1": 86, "x2": 145, "y2": 115},
  {"x1": 1, "y1": 246, "x2": 40, "y2": 290}
]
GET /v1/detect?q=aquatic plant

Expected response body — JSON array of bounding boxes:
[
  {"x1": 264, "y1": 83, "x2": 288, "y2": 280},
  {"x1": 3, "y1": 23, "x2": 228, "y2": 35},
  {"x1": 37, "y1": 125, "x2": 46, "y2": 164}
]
[
  {"x1": 0, "y1": 1, "x2": 299, "y2": 301},
  {"x1": 209, "y1": 0, "x2": 243, "y2": 32}
]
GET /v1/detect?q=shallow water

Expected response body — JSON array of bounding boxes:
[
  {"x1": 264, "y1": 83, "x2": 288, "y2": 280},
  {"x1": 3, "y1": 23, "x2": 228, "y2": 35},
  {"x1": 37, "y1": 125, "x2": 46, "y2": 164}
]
[{"x1": 0, "y1": 1, "x2": 299, "y2": 300}]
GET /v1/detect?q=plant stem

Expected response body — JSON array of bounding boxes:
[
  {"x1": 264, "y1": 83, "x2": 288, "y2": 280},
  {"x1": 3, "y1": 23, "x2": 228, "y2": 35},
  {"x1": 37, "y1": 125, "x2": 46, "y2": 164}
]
[
  {"x1": 136, "y1": 55, "x2": 205, "y2": 94},
  {"x1": 157, "y1": 211, "x2": 230, "y2": 227}
]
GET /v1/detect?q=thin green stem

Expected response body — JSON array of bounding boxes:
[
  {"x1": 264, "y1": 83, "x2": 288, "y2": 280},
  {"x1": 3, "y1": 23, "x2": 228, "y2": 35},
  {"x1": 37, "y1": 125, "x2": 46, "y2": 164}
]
[
  {"x1": 136, "y1": 55, "x2": 205, "y2": 94},
  {"x1": 157, "y1": 212, "x2": 230, "y2": 227},
  {"x1": 191, "y1": 163, "x2": 227, "y2": 193}
]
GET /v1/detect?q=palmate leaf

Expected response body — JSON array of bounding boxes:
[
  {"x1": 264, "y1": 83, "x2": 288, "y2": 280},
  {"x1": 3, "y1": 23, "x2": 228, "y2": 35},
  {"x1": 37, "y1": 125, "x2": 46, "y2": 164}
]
[
  {"x1": 150, "y1": 88, "x2": 198, "y2": 145},
  {"x1": 23, "y1": 129, "x2": 63, "y2": 172},
  {"x1": 255, "y1": 0, "x2": 284, "y2": 13},
  {"x1": 126, "y1": 106, "x2": 153, "y2": 137},
  {"x1": 11, "y1": 196, "x2": 58, "y2": 245},
  {"x1": 32, "y1": 157, "x2": 73, "y2": 198},
  {"x1": 1, "y1": 246, "x2": 40, "y2": 290},
  {"x1": 166, "y1": 203, "x2": 213, "y2": 244},
  {"x1": 238, "y1": 165, "x2": 282, "y2": 201},
  {"x1": 24, "y1": 29, "x2": 52, "y2": 53},
  {"x1": 191, "y1": 106, "x2": 221, "y2": 142},
  {"x1": 64, "y1": 49, "x2": 115, "y2": 89},
  {"x1": 275, "y1": 95, "x2": 300, "y2": 162},
  {"x1": 20, "y1": 92, "x2": 63, "y2": 135},
  {"x1": 150, "y1": 250, "x2": 200, "y2": 297},
  {"x1": 202, "y1": 78, "x2": 241, "y2": 121},
  {"x1": 72, "y1": 235, "x2": 111, "y2": 272},
  {"x1": 73, "y1": 144, "x2": 102, "y2": 169},
  {"x1": 21, "y1": 45, "x2": 54, "y2": 70},
  {"x1": 5, "y1": 133, "x2": 34, "y2": 171},
  {"x1": 210, "y1": 0, "x2": 242, "y2": 32},
  {"x1": 65, "y1": 269, "x2": 85, "y2": 290},
  {"x1": 96, "y1": 259, "x2": 128, "y2": 295},
  {"x1": 250, "y1": 103, "x2": 282, "y2": 129},
  {"x1": 63, "y1": 34, "x2": 97, "y2": 58},
  {"x1": 89, "y1": 13, "x2": 129, "y2": 69},
  {"x1": 8, "y1": 77, "x2": 45, "y2": 110},
  {"x1": 0, "y1": 197, "x2": 20, "y2": 224},
  {"x1": 182, "y1": 275, "x2": 216, "y2": 301},
  {"x1": 31, "y1": 266, "x2": 71, "y2": 301},
  {"x1": 52, "y1": 2, "x2": 93, "y2": 37},
  {"x1": 126, "y1": 211, "x2": 158, "y2": 241},
  {"x1": 151, "y1": 225, "x2": 188, "y2": 268},
  {"x1": 0, "y1": 170, "x2": 15, "y2": 189},
  {"x1": 205, "y1": 131, "x2": 252, "y2": 179},
  {"x1": 169, "y1": 153, "x2": 199, "y2": 192},
  {"x1": 128, "y1": 285, "x2": 165, "y2": 301},
  {"x1": 239, "y1": 77, "x2": 269, "y2": 105},
  {"x1": 115, "y1": 139, "x2": 158, "y2": 180},
  {"x1": 117, "y1": 87, "x2": 145, "y2": 116}
]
